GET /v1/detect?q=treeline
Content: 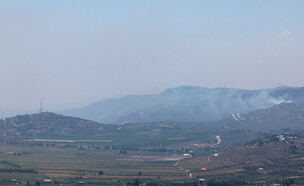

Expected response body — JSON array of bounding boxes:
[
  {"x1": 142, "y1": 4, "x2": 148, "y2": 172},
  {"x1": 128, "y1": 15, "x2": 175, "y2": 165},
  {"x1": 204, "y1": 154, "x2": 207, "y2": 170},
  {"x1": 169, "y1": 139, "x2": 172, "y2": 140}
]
[
  {"x1": 1, "y1": 140, "x2": 196, "y2": 156},
  {"x1": 111, "y1": 146, "x2": 192, "y2": 154},
  {"x1": 206, "y1": 179, "x2": 246, "y2": 186},
  {"x1": 1, "y1": 160, "x2": 20, "y2": 168},
  {"x1": 63, "y1": 144, "x2": 192, "y2": 155},
  {"x1": 1, "y1": 140, "x2": 57, "y2": 147},
  {"x1": 0, "y1": 168, "x2": 38, "y2": 173}
]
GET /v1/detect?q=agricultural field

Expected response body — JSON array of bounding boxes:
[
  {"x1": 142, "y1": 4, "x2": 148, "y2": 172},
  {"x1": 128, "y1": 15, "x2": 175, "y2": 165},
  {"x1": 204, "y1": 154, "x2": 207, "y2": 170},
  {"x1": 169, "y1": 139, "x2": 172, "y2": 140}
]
[
  {"x1": 180, "y1": 134, "x2": 304, "y2": 185},
  {"x1": 2, "y1": 133, "x2": 304, "y2": 185},
  {"x1": 0, "y1": 139, "x2": 199, "y2": 185}
]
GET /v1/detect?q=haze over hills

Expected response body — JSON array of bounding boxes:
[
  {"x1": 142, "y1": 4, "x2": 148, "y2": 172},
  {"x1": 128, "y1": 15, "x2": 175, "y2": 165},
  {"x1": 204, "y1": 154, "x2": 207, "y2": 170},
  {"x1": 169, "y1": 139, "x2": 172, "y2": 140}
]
[
  {"x1": 2, "y1": 100, "x2": 304, "y2": 140},
  {"x1": 62, "y1": 86, "x2": 304, "y2": 124},
  {"x1": 2, "y1": 85, "x2": 304, "y2": 140}
]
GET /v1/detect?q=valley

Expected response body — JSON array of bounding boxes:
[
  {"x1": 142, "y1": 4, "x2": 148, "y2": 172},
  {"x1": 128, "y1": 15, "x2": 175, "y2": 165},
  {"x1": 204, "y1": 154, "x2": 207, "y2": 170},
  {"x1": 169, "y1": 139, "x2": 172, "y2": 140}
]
[{"x1": 1, "y1": 96, "x2": 304, "y2": 185}]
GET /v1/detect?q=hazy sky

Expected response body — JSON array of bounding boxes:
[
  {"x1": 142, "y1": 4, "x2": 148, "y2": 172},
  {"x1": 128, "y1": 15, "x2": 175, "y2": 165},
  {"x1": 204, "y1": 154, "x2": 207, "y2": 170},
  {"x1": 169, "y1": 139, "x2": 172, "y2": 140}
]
[{"x1": 0, "y1": 1, "x2": 304, "y2": 110}]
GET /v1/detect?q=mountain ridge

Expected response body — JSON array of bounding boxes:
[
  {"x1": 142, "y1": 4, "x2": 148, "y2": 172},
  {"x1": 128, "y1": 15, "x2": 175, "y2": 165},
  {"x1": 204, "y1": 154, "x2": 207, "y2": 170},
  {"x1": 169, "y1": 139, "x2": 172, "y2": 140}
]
[
  {"x1": 62, "y1": 86, "x2": 304, "y2": 124},
  {"x1": 1, "y1": 100, "x2": 304, "y2": 141}
]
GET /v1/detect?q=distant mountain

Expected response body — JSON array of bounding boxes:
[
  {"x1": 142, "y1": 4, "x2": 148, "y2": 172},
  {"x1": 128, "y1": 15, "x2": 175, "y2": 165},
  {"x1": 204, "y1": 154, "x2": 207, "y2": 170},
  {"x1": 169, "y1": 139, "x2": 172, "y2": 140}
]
[
  {"x1": 0, "y1": 112, "x2": 104, "y2": 140},
  {"x1": 62, "y1": 86, "x2": 304, "y2": 124},
  {"x1": 228, "y1": 101, "x2": 304, "y2": 130}
]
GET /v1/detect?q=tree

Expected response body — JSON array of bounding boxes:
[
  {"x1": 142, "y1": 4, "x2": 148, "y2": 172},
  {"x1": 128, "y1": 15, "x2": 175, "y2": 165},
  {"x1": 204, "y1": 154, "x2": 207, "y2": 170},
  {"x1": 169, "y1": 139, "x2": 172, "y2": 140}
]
[{"x1": 134, "y1": 178, "x2": 140, "y2": 185}]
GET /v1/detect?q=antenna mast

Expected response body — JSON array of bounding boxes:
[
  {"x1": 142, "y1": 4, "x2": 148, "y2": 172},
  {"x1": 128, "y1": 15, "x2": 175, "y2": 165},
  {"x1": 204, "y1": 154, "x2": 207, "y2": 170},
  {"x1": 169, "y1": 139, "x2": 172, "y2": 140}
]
[{"x1": 40, "y1": 98, "x2": 43, "y2": 113}]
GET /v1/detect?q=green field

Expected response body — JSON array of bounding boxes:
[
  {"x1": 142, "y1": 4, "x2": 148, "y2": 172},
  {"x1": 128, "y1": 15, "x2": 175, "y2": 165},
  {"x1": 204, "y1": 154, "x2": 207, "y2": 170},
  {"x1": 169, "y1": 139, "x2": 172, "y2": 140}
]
[{"x1": 0, "y1": 140, "x2": 197, "y2": 185}]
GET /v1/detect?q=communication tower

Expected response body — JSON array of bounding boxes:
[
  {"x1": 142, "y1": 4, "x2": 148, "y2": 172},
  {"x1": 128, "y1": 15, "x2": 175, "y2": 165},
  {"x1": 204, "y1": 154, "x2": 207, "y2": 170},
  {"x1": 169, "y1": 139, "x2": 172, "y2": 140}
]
[{"x1": 40, "y1": 98, "x2": 43, "y2": 113}]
